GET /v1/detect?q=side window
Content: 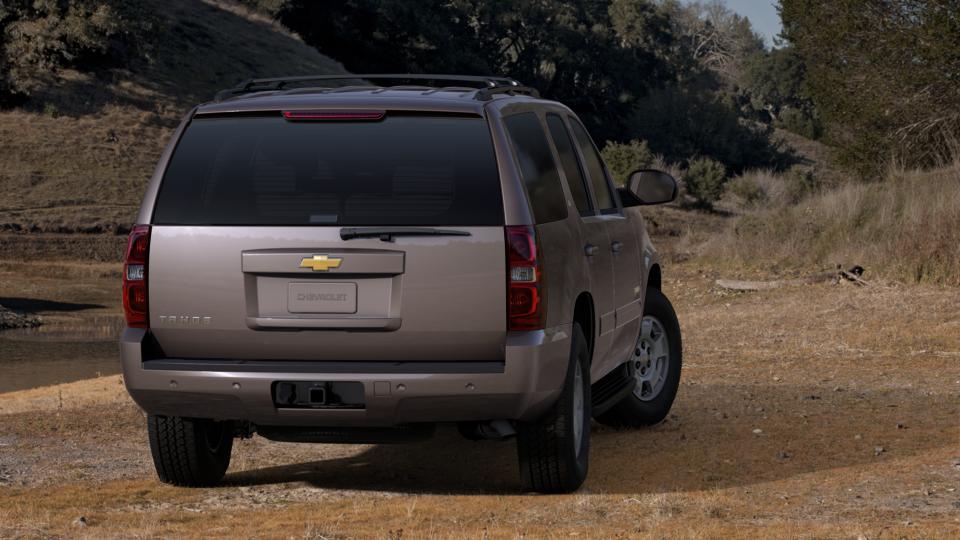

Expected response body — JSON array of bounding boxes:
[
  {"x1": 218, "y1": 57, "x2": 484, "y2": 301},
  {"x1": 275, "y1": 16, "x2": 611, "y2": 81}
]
[
  {"x1": 545, "y1": 114, "x2": 592, "y2": 216},
  {"x1": 504, "y1": 112, "x2": 568, "y2": 224},
  {"x1": 568, "y1": 118, "x2": 616, "y2": 213}
]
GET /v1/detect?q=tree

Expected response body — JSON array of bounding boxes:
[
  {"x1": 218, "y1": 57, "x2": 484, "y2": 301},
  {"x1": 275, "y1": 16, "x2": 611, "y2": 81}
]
[
  {"x1": 655, "y1": 0, "x2": 765, "y2": 87},
  {"x1": 0, "y1": 0, "x2": 156, "y2": 102},
  {"x1": 741, "y1": 46, "x2": 821, "y2": 138},
  {"x1": 276, "y1": 0, "x2": 790, "y2": 172},
  {"x1": 780, "y1": 0, "x2": 960, "y2": 175},
  {"x1": 631, "y1": 83, "x2": 790, "y2": 173},
  {"x1": 278, "y1": 0, "x2": 673, "y2": 142}
]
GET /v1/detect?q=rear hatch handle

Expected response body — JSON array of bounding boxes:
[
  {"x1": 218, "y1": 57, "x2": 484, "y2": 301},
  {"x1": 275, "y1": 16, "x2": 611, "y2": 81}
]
[{"x1": 340, "y1": 227, "x2": 472, "y2": 242}]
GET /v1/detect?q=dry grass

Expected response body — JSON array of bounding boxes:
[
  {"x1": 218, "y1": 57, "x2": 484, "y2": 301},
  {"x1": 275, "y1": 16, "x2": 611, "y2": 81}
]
[
  {"x1": 0, "y1": 0, "x2": 345, "y2": 234},
  {"x1": 724, "y1": 168, "x2": 795, "y2": 208},
  {"x1": 1, "y1": 262, "x2": 958, "y2": 538},
  {"x1": 704, "y1": 162, "x2": 960, "y2": 284}
]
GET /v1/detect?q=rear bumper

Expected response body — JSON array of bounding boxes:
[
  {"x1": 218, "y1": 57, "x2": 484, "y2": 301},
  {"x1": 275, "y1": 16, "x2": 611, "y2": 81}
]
[{"x1": 120, "y1": 327, "x2": 571, "y2": 427}]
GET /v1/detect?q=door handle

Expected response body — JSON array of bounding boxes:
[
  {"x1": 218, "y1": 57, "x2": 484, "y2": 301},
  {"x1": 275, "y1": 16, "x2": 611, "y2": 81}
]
[
  {"x1": 611, "y1": 240, "x2": 623, "y2": 253},
  {"x1": 584, "y1": 244, "x2": 598, "y2": 257}
]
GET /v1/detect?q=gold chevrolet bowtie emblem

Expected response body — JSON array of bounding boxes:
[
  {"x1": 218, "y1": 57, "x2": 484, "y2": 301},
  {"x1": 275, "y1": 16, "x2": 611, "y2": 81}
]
[{"x1": 299, "y1": 255, "x2": 342, "y2": 272}]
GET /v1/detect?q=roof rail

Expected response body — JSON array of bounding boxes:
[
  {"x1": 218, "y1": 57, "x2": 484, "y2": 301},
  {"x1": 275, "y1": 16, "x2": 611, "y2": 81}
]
[
  {"x1": 475, "y1": 85, "x2": 541, "y2": 101},
  {"x1": 214, "y1": 74, "x2": 538, "y2": 102}
]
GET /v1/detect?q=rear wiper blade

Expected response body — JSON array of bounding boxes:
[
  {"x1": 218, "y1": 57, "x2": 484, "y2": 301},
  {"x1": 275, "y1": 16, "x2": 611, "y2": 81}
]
[{"x1": 339, "y1": 227, "x2": 472, "y2": 242}]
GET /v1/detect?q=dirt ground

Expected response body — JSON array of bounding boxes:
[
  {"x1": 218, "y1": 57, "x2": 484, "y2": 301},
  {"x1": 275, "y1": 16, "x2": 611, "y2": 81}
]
[{"x1": 0, "y1": 250, "x2": 958, "y2": 539}]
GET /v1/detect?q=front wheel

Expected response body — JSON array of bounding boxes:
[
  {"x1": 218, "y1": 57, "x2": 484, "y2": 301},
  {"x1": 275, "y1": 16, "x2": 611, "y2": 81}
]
[
  {"x1": 596, "y1": 287, "x2": 682, "y2": 428},
  {"x1": 516, "y1": 323, "x2": 591, "y2": 493}
]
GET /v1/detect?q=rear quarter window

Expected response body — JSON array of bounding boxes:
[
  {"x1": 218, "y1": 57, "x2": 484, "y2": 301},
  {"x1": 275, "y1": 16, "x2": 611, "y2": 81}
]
[
  {"x1": 152, "y1": 114, "x2": 504, "y2": 226},
  {"x1": 503, "y1": 112, "x2": 568, "y2": 224}
]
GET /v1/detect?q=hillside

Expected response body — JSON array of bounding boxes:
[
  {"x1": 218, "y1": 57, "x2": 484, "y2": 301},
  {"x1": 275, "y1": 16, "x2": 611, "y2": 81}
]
[{"x1": 0, "y1": 0, "x2": 344, "y2": 239}]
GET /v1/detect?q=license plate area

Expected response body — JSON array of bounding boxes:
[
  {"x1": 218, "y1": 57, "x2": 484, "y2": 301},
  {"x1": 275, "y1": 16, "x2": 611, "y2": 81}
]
[
  {"x1": 288, "y1": 282, "x2": 357, "y2": 314},
  {"x1": 272, "y1": 381, "x2": 365, "y2": 409}
]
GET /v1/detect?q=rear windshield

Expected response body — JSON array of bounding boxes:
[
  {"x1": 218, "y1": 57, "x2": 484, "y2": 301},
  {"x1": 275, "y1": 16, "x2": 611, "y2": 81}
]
[{"x1": 152, "y1": 114, "x2": 503, "y2": 226}]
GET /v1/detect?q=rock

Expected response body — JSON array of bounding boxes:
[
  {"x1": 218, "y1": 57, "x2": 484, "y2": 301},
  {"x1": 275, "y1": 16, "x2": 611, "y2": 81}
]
[
  {"x1": 773, "y1": 376, "x2": 781, "y2": 382},
  {"x1": 0, "y1": 304, "x2": 41, "y2": 330},
  {"x1": 73, "y1": 516, "x2": 87, "y2": 527},
  {"x1": 896, "y1": 423, "x2": 905, "y2": 429},
  {"x1": 752, "y1": 428, "x2": 763, "y2": 435},
  {"x1": 874, "y1": 446, "x2": 886, "y2": 456},
  {"x1": 776, "y1": 451, "x2": 792, "y2": 460},
  {"x1": 854, "y1": 434, "x2": 863, "y2": 440}
]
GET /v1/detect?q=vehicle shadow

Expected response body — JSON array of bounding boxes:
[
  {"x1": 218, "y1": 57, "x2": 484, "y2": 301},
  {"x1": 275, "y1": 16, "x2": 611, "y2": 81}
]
[{"x1": 224, "y1": 383, "x2": 956, "y2": 495}]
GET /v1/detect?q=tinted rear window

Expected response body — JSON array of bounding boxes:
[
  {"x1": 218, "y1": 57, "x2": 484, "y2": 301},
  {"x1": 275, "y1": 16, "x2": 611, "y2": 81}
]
[{"x1": 152, "y1": 114, "x2": 503, "y2": 226}]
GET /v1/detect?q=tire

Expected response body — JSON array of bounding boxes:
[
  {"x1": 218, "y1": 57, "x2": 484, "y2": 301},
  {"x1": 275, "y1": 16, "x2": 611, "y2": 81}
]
[
  {"x1": 516, "y1": 323, "x2": 591, "y2": 493},
  {"x1": 147, "y1": 415, "x2": 234, "y2": 487},
  {"x1": 596, "y1": 287, "x2": 682, "y2": 428}
]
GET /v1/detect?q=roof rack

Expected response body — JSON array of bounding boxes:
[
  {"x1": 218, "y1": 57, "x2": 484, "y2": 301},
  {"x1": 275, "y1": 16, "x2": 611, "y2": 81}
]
[
  {"x1": 213, "y1": 74, "x2": 540, "y2": 102},
  {"x1": 474, "y1": 85, "x2": 540, "y2": 101}
]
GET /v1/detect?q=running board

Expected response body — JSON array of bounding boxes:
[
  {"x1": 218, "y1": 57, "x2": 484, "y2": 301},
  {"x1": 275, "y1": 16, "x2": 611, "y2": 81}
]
[{"x1": 591, "y1": 361, "x2": 636, "y2": 416}]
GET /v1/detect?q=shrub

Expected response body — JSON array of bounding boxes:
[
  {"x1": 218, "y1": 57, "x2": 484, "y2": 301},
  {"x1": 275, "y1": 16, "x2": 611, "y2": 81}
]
[
  {"x1": 783, "y1": 166, "x2": 820, "y2": 204},
  {"x1": 601, "y1": 139, "x2": 654, "y2": 186},
  {"x1": 777, "y1": 106, "x2": 822, "y2": 140},
  {"x1": 725, "y1": 166, "x2": 823, "y2": 209},
  {"x1": 726, "y1": 174, "x2": 766, "y2": 206},
  {"x1": 0, "y1": 1, "x2": 156, "y2": 100},
  {"x1": 683, "y1": 157, "x2": 727, "y2": 209}
]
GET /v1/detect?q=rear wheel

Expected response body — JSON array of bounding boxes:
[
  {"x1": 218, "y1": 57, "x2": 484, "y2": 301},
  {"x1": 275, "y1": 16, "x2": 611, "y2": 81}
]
[
  {"x1": 147, "y1": 415, "x2": 233, "y2": 487},
  {"x1": 516, "y1": 323, "x2": 591, "y2": 493},
  {"x1": 596, "y1": 287, "x2": 682, "y2": 428}
]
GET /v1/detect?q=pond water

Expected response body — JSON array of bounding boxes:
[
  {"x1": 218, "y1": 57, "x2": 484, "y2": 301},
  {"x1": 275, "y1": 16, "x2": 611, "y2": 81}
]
[
  {"x1": 2, "y1": 315, "x2": 126, "y2": 342},
  {"x1": 0, "y1": 314, "x2": 124, "y2": 393}
]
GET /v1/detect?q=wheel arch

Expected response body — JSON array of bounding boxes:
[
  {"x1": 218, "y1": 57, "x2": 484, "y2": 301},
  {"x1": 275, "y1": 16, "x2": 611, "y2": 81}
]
[
  {"x1": 572, "y1": 292, "x2": 595, "y2": 363},
  {"x1": 647, "y1": 263, "x2": 662, "y2": 291}
]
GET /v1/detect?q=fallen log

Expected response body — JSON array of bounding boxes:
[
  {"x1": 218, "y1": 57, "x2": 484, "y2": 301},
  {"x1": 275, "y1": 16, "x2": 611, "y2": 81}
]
[{"x1": 715, "y1": 265, "x2": 867, "y2": 291}]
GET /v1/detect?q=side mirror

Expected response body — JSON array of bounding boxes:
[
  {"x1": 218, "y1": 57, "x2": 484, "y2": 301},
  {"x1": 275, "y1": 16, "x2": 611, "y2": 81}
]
[{"x1": 618, "y1": 169, "x2": 678, "y2": 207}]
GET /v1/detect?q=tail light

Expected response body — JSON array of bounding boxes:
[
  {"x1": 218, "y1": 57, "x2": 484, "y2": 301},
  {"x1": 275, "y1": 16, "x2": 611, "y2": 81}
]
[
  {"x1": 123, "y1": 225, "x2": 151, "y2": 328},
  {"x1": 506, "y1": 225, "x2": 545, "y2": 330}
]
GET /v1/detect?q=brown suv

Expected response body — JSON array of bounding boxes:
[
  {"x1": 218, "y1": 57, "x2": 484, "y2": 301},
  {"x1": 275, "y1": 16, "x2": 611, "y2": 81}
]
[{"x1": 120, "y1": 75, "x2": 682, "y2": 493}]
